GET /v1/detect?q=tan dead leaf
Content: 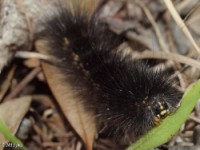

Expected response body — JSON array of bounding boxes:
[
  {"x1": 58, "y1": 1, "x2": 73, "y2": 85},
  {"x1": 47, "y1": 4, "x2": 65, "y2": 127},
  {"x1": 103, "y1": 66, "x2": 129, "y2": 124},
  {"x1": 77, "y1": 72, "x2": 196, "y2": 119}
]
[
  {"x1": 35, "y1": 40, "x2": 96, "y2": 150},
  {"x1": 0, "y1": 96, "x2": 32, "y2": 143},
  {"x1": 0, "y1": 66, "x2": 16, "y2": 102},
  {"x1": 186, "y1": 6, "x2": 200, "y2": 35}
]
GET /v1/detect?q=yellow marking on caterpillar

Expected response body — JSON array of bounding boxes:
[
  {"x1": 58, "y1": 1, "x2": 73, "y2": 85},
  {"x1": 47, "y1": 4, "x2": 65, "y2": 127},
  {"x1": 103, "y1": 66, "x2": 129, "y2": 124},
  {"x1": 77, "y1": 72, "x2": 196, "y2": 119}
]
[{"x1": 63, "y1": 37, "x2": 69, "y2": 46}]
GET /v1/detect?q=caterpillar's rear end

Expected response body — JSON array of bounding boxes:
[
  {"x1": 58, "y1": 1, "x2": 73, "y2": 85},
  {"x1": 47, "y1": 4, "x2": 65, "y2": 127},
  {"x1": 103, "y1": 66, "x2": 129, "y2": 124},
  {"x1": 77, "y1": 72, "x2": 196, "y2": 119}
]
[{"x1": 36, "y1": 0, "x2": 182, "y2": 149}]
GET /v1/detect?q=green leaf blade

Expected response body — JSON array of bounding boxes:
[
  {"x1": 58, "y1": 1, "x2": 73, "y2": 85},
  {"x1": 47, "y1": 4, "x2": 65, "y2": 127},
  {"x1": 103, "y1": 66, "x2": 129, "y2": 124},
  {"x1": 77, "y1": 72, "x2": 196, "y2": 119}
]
[{"x1": 127, "y1": 79, "x2": 200, "y2": 150}]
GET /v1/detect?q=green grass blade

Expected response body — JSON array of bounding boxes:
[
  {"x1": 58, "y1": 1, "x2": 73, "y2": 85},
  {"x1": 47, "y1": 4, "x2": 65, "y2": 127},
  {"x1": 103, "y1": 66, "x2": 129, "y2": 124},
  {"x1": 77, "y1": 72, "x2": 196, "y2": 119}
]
[
  {"x1": 127, "y1": 79, "x2": 200, "y2": 150},
  {"x1": 0, "y1": 120, "x2": 26, "y2": 150}
]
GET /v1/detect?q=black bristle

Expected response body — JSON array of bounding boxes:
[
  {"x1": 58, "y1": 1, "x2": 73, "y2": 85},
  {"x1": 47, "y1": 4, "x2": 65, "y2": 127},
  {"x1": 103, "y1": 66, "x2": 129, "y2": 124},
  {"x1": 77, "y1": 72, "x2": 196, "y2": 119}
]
[{"x1": 37, "y1": 1, "x2": 182, "y2": 144}]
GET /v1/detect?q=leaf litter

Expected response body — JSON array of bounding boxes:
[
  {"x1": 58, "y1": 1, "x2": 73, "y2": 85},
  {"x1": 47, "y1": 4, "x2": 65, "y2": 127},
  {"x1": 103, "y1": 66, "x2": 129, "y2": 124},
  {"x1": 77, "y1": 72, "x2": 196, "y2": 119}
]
[{"x1": 0, "y1": 0, "x2": 200, "y2": 150}]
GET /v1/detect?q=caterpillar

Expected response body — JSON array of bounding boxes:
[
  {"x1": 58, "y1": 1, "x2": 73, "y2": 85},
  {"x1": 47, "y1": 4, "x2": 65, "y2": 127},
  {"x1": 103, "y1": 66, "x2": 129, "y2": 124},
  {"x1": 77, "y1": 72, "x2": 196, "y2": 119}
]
[{"x1": 35, "y1": 0, "x2": 182, "y2": 148}]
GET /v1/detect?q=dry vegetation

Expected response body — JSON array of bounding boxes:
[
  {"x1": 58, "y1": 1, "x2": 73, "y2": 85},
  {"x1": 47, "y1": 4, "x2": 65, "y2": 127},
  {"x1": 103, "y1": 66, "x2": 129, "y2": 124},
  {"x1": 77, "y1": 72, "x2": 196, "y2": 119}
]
[{"x1": 0, "y1": 0, "x2": 200, "y2": 150}]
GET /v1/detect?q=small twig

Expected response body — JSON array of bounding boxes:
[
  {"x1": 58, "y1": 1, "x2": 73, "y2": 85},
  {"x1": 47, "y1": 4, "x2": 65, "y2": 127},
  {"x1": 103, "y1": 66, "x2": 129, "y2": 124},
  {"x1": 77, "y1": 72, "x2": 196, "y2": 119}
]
[
  {"x1": 164, "y1": 0, "x2": 200, "y2": 54},
  {"x1": 133, "y1": 50, "x2": 200, "y2": 69},
  {"x1": 189, "y1": 115, "x2": 200, "y2": 124},
  {"x1": 0, "y1": 66, "x2": 16, "y2": 102},
  {"x1": 183, "y1": 3, "x2": 200, "y2": 22},
  {"x1": 170, "y1": 66, "x2": 189, "y2": 80},
  {"x1": 4, "y1": 67, "x2": 41, "y2": 101},
  {"x1": 15, "y1": 51, "x2": 51, "y2": 61},
  {"x1": 135, "y1": 0, "x2": 169, "y2": 52},
  {"x1": 177, "y1": 73, "x2": 187, "y2": 91},
  {"x1": 176, "y1": 0, "x2": 194, "y2": 13},
  {"x1": 168, "y1": 133, "x2": 179, "y2": 146}
]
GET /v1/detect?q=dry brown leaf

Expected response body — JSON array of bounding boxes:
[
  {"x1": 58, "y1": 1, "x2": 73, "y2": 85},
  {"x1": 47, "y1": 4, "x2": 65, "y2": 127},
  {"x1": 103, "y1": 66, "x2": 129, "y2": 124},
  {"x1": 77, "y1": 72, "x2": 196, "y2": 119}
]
[
  {"x1": 0, "y1": 96, "x2": 32, "y2": 143},
  {"x1": 35, "y1": 40, "x2": 96, "y2": 150},
  {"x1": 0, "y1": 66, "x2": 16, "y2": 102}
]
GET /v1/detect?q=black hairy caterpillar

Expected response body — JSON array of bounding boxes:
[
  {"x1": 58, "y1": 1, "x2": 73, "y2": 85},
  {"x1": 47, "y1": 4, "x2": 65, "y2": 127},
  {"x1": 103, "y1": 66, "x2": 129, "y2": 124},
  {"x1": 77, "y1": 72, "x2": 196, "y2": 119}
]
[{"x1": 36, "y1": 0, "x2": 182, "y2": 146}]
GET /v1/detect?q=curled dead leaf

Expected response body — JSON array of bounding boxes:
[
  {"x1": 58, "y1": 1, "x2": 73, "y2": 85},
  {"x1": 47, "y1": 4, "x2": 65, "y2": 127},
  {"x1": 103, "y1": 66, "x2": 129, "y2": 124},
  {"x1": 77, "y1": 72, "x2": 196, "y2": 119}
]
[{"x1": 35, "y1": 40, "x2": 97, "y2": 150}]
